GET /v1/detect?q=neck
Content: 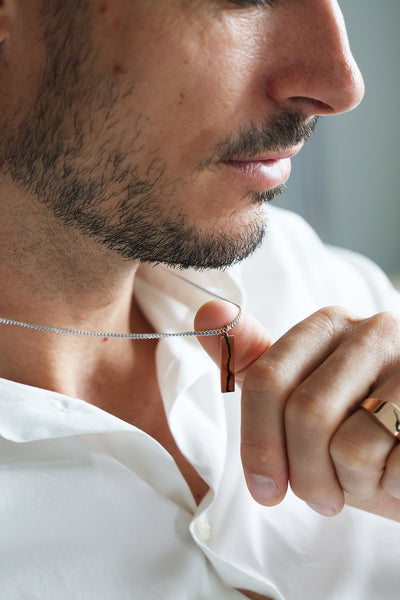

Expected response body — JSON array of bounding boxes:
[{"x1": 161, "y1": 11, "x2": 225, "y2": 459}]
[{"x1": 0, "y1": 184, "x2": 152, "y2": 401}]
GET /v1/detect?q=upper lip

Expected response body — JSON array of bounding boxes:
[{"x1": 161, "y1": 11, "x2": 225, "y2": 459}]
[{"x1": 224, "y1": 144, "x2": 304, "y2": 163}]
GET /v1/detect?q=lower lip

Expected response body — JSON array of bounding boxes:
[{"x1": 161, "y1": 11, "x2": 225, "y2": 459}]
[{"x1": 223, "y1": 158, "x2": 292, "y2": 189}]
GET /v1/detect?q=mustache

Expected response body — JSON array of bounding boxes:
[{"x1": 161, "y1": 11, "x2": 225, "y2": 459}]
[{"x1": 210, "y1": 111, "x2": 319, "y2": 164}]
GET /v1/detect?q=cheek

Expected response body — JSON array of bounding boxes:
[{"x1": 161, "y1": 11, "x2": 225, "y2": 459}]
[
  {"x1": 93, "y1": 5, "x2": 268, "y2": 168},
  {"x1": 131, "y1": 35, "x2": 263, "y2": 163}
]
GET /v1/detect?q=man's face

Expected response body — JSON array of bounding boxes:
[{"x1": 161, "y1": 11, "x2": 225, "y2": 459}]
[{"x1": 0, "y1": 0, "x2": 364, "y2": 269}]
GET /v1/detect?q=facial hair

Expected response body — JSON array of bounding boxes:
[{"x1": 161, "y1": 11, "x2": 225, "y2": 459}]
[{"x1": 0, "y1": 1, "x2": 318, "y2": 270}]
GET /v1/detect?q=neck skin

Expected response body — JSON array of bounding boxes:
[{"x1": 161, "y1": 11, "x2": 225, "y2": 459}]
[
  {"x1": 0, "y1": 180, "x2": 157, "y2": 413},
  {"x1": 0, "y1": 180, "x2": 212, "y2": 504}
]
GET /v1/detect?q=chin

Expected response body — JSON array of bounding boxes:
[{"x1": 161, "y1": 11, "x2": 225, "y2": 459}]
[{"x1": 132, "y1": 217, "x2": 267, "y2": 271}]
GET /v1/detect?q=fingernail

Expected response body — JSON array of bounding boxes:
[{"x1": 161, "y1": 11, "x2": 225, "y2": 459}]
[
  {"x1": 248, "y1": 475, "x2": 278, "y2": 504},
  {"x1": 307, "y1": 503, "x2": 337, "y2": 517}
]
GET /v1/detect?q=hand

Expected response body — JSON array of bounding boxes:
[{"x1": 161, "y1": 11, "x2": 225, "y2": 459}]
[{"x1": 195, "y1": 302, "x2": 400, "y2": 522}]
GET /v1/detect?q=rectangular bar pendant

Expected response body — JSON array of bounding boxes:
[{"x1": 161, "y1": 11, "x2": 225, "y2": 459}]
[{"x1": 220, "y1": 334, "x2": 235, "y2": 393}]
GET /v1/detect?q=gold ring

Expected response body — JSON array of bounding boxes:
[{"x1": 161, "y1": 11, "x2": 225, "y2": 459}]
[{"x1": 361, "y1": 398, "x2": 400, "y2": 439}]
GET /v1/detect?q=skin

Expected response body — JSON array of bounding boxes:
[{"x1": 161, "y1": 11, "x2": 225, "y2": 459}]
[
  {"x1": 196, "y1": 303, "x2": 400, "y2": 523},
  {"x1": 2, "y1": 0, "x2": 398, "y2": 547},
  {"x1": 0, "y1": 0, "x2": 363, "y2": 392}
]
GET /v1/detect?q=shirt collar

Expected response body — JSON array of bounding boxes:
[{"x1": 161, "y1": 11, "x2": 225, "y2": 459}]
[
  {"x1": 0, "y1": 378, "x2": 133, "y2": 443},
  {"x1": 135, "y1": 264, "x2": 244, "y2": 491},
  {"x1": 134, "y1": 263, "x2": 243, "y2": 410},
  {"x1": 0, "y1": 265, "x2": 243, "y2": 459}
]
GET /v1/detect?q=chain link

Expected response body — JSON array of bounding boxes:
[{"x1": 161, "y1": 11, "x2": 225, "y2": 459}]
[
  {"x1": 0, "y1": 270, "x2": 243, "y2": 339},
  {"x1": 0, "y1": 305, "x2": 242, "y2": 340}
]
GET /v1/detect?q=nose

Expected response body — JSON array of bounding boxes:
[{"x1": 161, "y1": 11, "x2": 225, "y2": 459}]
[{"x1": 265, "y1": 0, "x2": 365, "y2": 117}]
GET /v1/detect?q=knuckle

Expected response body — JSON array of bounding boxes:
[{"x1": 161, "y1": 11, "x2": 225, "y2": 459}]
[
  {"x1": 367, "y1": 311, "x2": 400, "y2": 345},
  {"x1": 245, "y1": 358, "x2": 289, "y2": 394},
  {"x1": 241, "y1": 440, "x2": 279, "y2": 473},
  {"x1": 339, "y1": 474, "x2": 377, "y2": 499},
  {"x1": 350, "y1": 311, "x2": 400, "y2": 359},
  {"x1": 286, "y1": 387, "x2": 330, "y2": 434},
  {"x1": 330, "y1": 434, "x2": 376, "y2": 473},
  {"x1": 313, "y1": 306, "x2": 355, "y2": 336}
]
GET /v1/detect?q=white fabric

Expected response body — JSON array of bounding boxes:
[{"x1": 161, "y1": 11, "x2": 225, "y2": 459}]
[{"x1": 1, "y1": 206, "x2": 399, "y2": 600}]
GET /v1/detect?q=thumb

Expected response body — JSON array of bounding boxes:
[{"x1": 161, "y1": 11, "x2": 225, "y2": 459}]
[{"x1": 194, "y1": 300, "x2": 272, "y2": 385}]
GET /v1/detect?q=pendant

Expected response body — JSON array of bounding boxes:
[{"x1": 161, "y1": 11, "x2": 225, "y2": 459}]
[{"x1": 220, "y1": 334, "x2": 235, "y2": 393}]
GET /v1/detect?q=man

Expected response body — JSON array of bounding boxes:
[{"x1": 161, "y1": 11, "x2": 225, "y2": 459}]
[{"x1": 0, "y1": 1, "x2": 399, "y2": 599}]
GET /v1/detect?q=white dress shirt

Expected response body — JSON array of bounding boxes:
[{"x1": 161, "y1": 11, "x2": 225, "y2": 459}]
[{"x1": 1, "y1": 207, "x2": 399, "y2": 600}]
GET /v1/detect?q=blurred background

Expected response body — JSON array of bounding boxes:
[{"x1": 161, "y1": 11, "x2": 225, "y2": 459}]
[{"x1": 278, "y1": 0, "x2": 400, "y2": 286}]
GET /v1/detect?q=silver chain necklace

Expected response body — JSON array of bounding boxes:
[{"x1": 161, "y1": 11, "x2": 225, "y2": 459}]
[
  {"x1": 0, "y1": 271, "x2": 243, "y2": 392},
  {"x1": 0, "y1": 309, "x2": 242, "y2": 340}
]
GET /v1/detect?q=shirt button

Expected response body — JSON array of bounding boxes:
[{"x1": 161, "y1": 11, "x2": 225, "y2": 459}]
[{"x1": 195, "y1": 514, "x2": 212, "y2": 543}]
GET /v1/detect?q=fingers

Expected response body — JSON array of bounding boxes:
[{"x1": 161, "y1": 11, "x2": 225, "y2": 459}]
[
  {"x1": 242, "y1": 306, "x2": 358, "y2": 508},
  {"x1": 198, "y1": 300, "x2": 400, "y2": 518},
  {"x1": 194, "y1": 300, "x2": 272, "y2": 383},
  {"x1": 331, "y1": 374, "x2": 400, "y2": 505},
  {"x1": 341, "y1": 416, "x2": 400, "y2": 523},
  {"x1": 330, "y1": 407, "x2": 396, "y2": 499},
  {"x1": 241, "y1": 307, "x2": 400, "y2": 516},
  {"x1": 284, "y1": 316, "x2": 395, "y2": 514}
]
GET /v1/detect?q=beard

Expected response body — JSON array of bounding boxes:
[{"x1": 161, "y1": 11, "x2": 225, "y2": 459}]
[{"x1": 0, "y1": 1, "x2": 318, "y2": 270}]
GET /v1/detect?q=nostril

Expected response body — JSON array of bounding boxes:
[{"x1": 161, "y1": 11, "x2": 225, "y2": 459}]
[
  {"x1": 290, "y1": 96, "x2": 334, "y2": 115},
  {"x1": 310, "y1": 98, "x2": 333, "y2": 112}
]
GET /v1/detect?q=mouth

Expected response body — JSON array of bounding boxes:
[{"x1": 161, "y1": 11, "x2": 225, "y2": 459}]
[{"x1": 221, "y1": 145, "x2": 303, "y2": 190}]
